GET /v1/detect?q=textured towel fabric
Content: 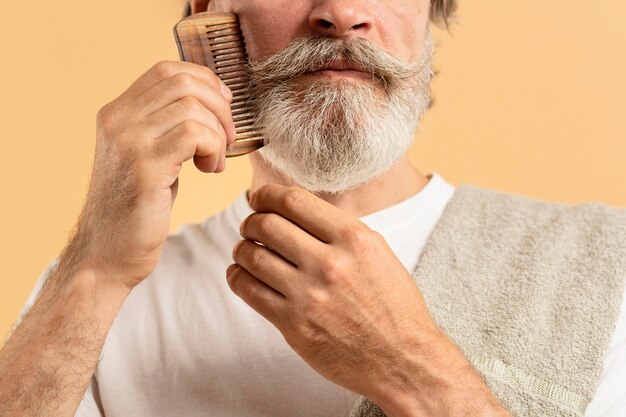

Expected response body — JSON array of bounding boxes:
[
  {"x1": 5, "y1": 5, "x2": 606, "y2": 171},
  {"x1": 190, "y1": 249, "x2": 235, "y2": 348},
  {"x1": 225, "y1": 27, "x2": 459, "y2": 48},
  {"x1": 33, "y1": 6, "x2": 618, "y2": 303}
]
[{"x1": 350, "y1": 185, "x2": 626, "y2": 417}]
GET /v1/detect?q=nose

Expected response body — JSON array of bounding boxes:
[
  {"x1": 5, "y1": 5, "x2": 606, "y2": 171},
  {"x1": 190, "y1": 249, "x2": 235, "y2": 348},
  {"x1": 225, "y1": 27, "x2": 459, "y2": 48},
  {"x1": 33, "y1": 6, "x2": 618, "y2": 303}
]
[{"x1": 309, "y1": 1, "x2": 375, "y2": 38}]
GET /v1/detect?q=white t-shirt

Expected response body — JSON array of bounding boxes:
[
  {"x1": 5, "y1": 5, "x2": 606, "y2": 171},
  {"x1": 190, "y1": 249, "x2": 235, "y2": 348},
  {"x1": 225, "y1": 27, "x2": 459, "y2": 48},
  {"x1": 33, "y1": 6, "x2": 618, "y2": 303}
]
[{"x1": 25, "y1": 173, "x2": 626, "y2": 416}]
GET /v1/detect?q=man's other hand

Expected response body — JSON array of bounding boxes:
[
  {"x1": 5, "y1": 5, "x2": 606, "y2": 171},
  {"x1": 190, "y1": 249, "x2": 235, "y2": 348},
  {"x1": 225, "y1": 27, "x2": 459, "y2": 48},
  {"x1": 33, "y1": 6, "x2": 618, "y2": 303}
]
[{"x1": 229, "y1": 184, "x2": 510, "y2": 417}]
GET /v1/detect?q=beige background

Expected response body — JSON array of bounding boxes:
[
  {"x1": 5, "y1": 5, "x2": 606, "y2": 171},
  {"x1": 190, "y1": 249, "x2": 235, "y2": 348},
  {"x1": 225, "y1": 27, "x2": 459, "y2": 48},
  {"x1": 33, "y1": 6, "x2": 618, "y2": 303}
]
[{"x1": 1, "y1": 0, "x2": 625, "y2": 340}]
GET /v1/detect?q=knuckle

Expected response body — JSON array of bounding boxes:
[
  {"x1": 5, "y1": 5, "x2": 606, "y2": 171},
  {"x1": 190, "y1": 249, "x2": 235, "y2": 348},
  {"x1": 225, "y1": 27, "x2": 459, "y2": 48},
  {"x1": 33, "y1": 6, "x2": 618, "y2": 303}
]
[
  {"x1": 339, "y1": 224, "x2": 371, "y2": 248},
  {"x1": 96, "y1": 103, "x2": 109, "y2": 121},
  {"x1": 179, "y1": 120, "x2": 203, "y2": 136},
  {"x1": 96, "y1": 104, "x2": 112, "y2": 126},
  {"x1": 282, "y1": 188, "x2": 305, "y2": 212},
  {"x1": 251, "y1": 184, "x2": 274, "y2": 206},
  {"x1": 239, "y1": 215, "x2": 251, "y2": 236},
  {"x1": 319, "y1": 256, "x2": 349, "y2": 283},
  {"x1": 205, "y1": 133, "x2": 223, "y2": 154},
  {"x1": 205, "y1": 112, "x2": 222, "y2": 133},
  {"x1": 178, "y1": 96, "x2": 202, "y2": 113},
  {"x1": 232, "y1": 239, "x2": 245, "y2": 261},
  {"x1": 240, "y1": 214, "x2": 257, "y2": 237},
  {"x1": 256, "y1": 213, "x2": 278, "y2": 234},
  {"x1": 250, "y1": 245, "x2": 265, "y2": 265},
  {"x1": 226, "y1": 265, "x2": 241, "y2": 292},
  {"x1": 258, "y1": 183, "x2": 275, "y2": 197},
  {"x1": 96, "y1": 104, "x2": 118, "y2": 137},
  {"x1": 306, "y1": 289, "x2": 328, "y2": 312},
  {"x1": 232, "y1": 240, "x2": 264, "y2": 266},
  {"x1": 215, "y1": 96, "x2": 233, "y2": 119},
  {"x1": 152, "y1": 60, "x2": 176, "y2": 79},
  {"x1": 241, "y1": 279, "x2": 259, "y2": 301},
  {"x1": 170, "y1": 71, "x2": 195, "y2": 89},
  {"x1": 205, "y1": 69, "x2": 223, "y2": 90}
]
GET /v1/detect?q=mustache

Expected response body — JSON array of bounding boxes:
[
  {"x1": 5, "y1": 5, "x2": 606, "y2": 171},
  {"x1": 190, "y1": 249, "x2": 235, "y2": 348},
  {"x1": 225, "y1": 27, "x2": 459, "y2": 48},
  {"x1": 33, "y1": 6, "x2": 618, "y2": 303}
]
[{"x1": 249, "y1": 35, "x2": 431, "y2": 88}]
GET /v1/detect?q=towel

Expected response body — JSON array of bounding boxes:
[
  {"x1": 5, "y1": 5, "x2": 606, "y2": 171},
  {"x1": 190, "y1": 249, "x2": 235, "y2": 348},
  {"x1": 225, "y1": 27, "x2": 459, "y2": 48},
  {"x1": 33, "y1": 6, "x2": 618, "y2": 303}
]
[{"x1": 350, "y1": 185, "x2": 626, "y2": 417}]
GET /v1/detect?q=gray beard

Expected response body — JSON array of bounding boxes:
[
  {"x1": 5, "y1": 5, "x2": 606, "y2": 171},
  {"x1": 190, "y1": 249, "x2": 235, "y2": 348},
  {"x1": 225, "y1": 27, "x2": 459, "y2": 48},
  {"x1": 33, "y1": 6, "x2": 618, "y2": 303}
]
[{"x1": 251, "y1": 33, "x2": 434, "y2": 194}]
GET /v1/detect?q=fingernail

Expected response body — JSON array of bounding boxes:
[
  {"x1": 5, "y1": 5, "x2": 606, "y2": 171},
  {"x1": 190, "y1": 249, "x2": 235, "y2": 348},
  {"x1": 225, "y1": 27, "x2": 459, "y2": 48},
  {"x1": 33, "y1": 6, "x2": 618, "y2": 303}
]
[
  {"x1": 220, "y1": 83, "x2": 233, "y2": 101},
  {"x1": 231, "y1": 125, "x2": 237, "y2": 142}
]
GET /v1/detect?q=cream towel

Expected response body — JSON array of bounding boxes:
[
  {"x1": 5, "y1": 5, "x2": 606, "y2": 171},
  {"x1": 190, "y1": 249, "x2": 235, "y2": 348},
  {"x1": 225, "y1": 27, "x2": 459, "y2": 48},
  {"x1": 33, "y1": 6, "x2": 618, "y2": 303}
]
[{"x1": 350, "y1": 185, "x2": 626, "y2": 417}]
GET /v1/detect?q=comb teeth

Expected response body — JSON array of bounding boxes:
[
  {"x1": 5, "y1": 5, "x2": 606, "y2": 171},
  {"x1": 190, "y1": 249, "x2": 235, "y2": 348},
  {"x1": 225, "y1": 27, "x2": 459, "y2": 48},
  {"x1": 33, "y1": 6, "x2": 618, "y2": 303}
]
[{"x1": 173, "y1": 13, "x2": 264, "y2": 157}]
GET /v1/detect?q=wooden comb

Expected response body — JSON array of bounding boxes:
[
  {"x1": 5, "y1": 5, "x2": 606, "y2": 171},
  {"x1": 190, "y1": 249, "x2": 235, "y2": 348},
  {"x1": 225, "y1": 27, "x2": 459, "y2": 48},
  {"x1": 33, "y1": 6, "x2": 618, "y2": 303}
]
[{"x1": 173, "y1": 12, "x2": 264, "y2": 157}]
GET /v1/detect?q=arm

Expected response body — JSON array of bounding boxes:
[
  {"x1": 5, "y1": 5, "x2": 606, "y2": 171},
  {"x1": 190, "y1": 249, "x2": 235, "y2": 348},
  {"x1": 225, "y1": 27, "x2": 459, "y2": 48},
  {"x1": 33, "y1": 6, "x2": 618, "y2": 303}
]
[
  {"x1": 0, "y1": 60, "x2": 234, "y2": 417},
  {"x1": 228, "y1": 184, "x2": 511, "y2": 417},
  {"x1": 366, "y1": 331, "x2": 510, "y2": 417},
  {"x1": 0, "y1": 255, "x2": 128, "y2": 416}
]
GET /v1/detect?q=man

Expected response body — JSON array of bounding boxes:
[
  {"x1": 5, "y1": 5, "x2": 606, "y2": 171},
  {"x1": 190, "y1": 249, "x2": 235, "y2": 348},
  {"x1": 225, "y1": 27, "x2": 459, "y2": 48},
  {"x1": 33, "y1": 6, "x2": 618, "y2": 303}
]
[{"x1": 1, "y1": 0, "x2": 624, "y2": 416}]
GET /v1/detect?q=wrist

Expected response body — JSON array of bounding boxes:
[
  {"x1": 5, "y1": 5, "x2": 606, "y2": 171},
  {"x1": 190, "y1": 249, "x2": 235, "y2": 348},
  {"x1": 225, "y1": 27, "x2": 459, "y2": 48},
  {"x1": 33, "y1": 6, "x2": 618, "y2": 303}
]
[
  {"x1": 58, "y1": 224, "x2": 149, "y2": 291},
  {"x1": 45, "y1": 257, "x2": 132, "y2": 325},
  {"x1": 370, "y1": 331, "x2": 509, "y2": 417},
  {"x1": 65, "y1": 267, "x2": 131, "y2": 320}
]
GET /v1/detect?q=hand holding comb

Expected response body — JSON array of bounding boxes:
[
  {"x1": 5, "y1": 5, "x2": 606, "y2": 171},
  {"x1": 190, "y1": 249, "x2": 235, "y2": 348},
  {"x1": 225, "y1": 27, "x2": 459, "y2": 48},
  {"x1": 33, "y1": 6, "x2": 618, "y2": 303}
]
[{"x1": 173, "y1": 12, "x2": 264, "y2": 157}]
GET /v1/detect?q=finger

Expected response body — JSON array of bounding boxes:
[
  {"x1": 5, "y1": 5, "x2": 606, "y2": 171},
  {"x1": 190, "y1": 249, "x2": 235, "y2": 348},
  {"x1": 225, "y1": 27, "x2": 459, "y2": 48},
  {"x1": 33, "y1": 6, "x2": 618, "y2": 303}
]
[
  {"x1": 138, "y1": 72, "x2": 234, "y2": 141},
  {"x1": 138, "y1": 72, "x2": 231, "y2": 119},
  {"x1": 240, "y1": 212, "x2": 325, "y2": 268},
  {"x1": 250, "y1": 185, "x2": 355, "y2": 243},
  {"x1": 232, "y1": 239, "x2": 296, "y2": 297},
  {"x1": 139, "y1": 80, "x2": 234, "y2": 142},
  {"x1": 154, "y1": 120, "x2": 224, "y2": 172},
  {"x1": 226, "y1": 263, "x2": 285, "y2": 325},
  {"x1": 141, "y1": 96, "x2": 225, "y2": 139},
  {"x1": 125, "y1": 61, "x2": 229, "y2": 103},
  {"x1": 212, "y1": 142, "x2": 227, "y2": 173},
  {"x1": 196, "y1": 140, "x2": 226, "y2": 173}
]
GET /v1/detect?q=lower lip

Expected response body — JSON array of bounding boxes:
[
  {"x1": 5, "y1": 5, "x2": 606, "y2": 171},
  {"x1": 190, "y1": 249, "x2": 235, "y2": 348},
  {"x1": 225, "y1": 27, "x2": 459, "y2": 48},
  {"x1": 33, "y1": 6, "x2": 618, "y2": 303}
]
[{"x1": 304, "y1": 69, "x2": 371, "y2": 80}]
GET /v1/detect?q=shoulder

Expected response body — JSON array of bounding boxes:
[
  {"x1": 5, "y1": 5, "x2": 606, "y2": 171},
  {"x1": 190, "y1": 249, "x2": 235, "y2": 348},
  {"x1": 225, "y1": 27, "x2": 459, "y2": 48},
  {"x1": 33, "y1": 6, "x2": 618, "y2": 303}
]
[
  {"x1": 415, "y1": 185, "x2": 626, "y2": 411},
  {"x1": 423, "y1": 183, "x2": 626, "y2": 328},
  {"x1": 453, "y1": 184, "x2": 626, "y2": 217},
  {"x1": 454, "y1": 184, "x2": 625, "y2": 216},
  {"x1": 445, "y1": 184, "x2": 626, "y2": 244}
]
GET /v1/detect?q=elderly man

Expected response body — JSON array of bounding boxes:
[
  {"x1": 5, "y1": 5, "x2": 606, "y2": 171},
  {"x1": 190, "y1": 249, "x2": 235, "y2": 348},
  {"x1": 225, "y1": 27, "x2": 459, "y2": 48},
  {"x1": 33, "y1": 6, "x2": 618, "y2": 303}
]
[{"x1": 1, "y1": 1, "x2": 624, "y2": 416}]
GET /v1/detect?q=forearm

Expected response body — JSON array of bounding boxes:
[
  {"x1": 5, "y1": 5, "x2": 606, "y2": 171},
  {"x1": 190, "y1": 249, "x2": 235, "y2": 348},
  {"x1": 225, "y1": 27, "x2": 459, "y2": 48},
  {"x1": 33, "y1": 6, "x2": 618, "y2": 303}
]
[
  {"x1": 372, "y1": 330, "x2": 511, "y2": 417},
  {"x1": 0, "y1": 255, "x2": 129, "y2": 417}
]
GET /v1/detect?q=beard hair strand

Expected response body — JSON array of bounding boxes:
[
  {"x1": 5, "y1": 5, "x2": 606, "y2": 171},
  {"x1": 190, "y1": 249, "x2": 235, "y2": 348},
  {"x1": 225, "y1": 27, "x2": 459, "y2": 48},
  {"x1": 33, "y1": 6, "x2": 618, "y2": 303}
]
[{"x1": 250, "y1": 32, "x2": 434, "y2": 194}]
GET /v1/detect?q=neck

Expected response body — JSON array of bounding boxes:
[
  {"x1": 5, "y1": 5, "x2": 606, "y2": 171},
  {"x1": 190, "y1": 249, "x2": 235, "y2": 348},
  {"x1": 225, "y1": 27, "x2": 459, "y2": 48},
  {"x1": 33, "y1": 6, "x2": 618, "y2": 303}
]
[{"x1": 248, "y1": 153, "x2": 429, "y2": 217}]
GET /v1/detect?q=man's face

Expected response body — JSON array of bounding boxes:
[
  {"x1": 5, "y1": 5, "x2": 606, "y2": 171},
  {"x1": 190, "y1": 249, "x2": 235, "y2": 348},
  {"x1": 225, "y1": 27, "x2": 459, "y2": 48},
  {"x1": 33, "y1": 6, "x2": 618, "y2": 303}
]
[{"x1": 207, "y1": 0, "x2": 434, "y2": 194}]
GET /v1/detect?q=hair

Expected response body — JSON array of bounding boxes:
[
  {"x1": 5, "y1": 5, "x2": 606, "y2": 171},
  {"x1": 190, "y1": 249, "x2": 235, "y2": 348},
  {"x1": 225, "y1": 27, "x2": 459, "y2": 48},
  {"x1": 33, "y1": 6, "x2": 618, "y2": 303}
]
[
  {"x1": 430, "y1": 0, "x2": 458, "y2": 28},
  {"x1": 182, "y1": 1, "x2": 457, "y2": 28},
  {"x1": 248, "y1": 34, "x2": 435, "y2": 193}
]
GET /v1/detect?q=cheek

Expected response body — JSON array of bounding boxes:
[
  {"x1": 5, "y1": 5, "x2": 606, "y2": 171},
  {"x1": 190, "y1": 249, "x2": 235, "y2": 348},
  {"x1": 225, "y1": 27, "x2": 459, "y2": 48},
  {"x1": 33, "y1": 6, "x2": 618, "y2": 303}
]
[
  {"x1": 377, "y1": 1, "x2": 431, "y2": 63},
  {"x1": 215, "y1": 0, "x2": 430, "y2": 64},
  {"x1": 232, "y1": 2, "x2": 309, "y2": 61}
]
